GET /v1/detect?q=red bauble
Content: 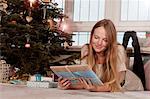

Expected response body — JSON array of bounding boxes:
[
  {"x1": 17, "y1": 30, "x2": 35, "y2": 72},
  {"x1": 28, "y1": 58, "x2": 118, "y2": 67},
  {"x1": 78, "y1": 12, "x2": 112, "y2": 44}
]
[
  {"x1": 25, "y1": 43, "x2": 30, "y2": 48},
  {"x1": 24, "y1": 0, "x2": 40, "y2": 9}
]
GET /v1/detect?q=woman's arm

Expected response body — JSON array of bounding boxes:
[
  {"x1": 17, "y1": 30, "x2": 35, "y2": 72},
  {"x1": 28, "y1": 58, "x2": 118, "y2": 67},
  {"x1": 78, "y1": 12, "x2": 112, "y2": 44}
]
[
  {"x1": 118, "y1": 71, "x2": 126, "y2": 85},
  {"x1": 87, "y1": 84, "x2": 111, "y2": 92},
  {"x1": 95, "y1": 84, "x2": 111, "y2": 92},
  {"x1": 58, "y1": 77, "x2": 71, "y2": 90},
  {"x1": 58, "y1": 44, "x2": 90, "y2": 90},
  {"x1": 79, "y1": 78, "x2": 111, "y2": 92},
  {"x1": 85, "y1": 71, "x2": 126, "y2": 92},
  {"x1": 116, "y1": 45, "x2": 127, "y2": 86}
]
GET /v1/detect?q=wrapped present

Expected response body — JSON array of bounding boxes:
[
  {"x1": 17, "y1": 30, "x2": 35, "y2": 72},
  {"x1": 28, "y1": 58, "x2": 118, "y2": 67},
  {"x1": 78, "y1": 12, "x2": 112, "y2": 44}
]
[
  {"x1": 27, "y1": 81, "x2": 57, "y2": 88},
  {"x1": 0, "y1": 60, "x2": 10, "y2": 82},
  {"x1": 49, "y1": 81, "x2": 57, "y2": 88},
  {"x1": 30, "y1": 76, "x2": 52, "y2": 82},
  {"x1": 27, "y1": 81, "x2": 50, "y2": 88}
]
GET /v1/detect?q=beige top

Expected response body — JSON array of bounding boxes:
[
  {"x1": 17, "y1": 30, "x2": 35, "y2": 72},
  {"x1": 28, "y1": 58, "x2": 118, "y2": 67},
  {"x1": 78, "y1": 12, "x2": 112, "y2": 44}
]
[
  {"x1": 95, "y1": 64, "x2": 103, "y2": 78},
  {"x1": 81, "y1": 44, "x2": 127, "y2": 75},
  {"x1": 81, "y1": 44, "x2": 144, "y2": 91}
]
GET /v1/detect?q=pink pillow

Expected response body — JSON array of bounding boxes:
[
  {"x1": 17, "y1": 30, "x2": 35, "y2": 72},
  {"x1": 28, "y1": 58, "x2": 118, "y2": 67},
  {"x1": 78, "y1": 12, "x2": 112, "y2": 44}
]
[{"x1": 144, "y1": 60, "x2": 150, "y2": 90}]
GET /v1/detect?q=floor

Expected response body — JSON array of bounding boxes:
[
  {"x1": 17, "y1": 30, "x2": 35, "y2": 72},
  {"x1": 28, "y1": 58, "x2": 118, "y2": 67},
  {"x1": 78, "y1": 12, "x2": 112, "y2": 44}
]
[{"x1": 0, "y1": 83, "x2": 150, "y2": 99}]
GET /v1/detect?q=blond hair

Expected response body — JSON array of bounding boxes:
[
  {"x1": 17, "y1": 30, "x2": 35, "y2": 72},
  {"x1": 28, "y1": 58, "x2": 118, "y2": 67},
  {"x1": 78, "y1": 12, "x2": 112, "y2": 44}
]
[{"x1": 86, "y1": 19, "x2": 121, "y2": 92}]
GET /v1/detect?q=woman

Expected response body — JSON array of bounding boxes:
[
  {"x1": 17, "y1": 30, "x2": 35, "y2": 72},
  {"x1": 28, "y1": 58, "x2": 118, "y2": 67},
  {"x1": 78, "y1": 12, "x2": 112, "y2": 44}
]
[{"x1": 58, "y1": 19, "x2": 144, "y2": 92}]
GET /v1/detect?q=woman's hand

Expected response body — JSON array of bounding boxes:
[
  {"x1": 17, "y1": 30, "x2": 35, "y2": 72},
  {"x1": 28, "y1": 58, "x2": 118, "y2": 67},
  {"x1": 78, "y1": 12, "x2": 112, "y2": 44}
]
[
  {"x1": 79, "y1": 78, "x2": 98, "y2": 92},
  {"x1": 58, "y1": 77, "x2": 71, "y2": 90},
  {"x1": 58, "y1": 77, "x2": 85, "y2": 90},
  {"x1": 79, "y1": 78, "x2": 111, "y2": 92}
]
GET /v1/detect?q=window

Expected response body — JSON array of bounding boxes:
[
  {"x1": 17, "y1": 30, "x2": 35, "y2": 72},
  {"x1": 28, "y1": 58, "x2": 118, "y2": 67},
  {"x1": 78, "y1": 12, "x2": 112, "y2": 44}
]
[
  {"x1": 72, "y1": 31, "x2": 146, "y2": 46},
  {"x1": 56, "y1": 0, "x2": 150, "y2": 46},
  {"x1": 121, "y1": 0, "x2": 150, "y2": 21},
  {"x1": 115, "y1": 0, "x2": 150, "y2": 31},
  {"x1": 73, "y1": 0, "x2": 105, "y2": 21},
  {"x1": 72, "y1": 32, "x2": 90, "y2": 46}
]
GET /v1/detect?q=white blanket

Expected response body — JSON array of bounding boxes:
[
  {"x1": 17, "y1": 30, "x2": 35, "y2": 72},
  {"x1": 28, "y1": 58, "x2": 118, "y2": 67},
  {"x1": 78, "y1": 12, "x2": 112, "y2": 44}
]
[{"x1": 0, "y1": 83, "x2": 150, "y2": 99}]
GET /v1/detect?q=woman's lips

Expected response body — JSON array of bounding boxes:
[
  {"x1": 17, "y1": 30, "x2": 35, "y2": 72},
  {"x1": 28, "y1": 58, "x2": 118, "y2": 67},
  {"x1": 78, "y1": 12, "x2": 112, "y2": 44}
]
[{"x1": 95, "y1": 45, "x2": 103, "y2": 49}]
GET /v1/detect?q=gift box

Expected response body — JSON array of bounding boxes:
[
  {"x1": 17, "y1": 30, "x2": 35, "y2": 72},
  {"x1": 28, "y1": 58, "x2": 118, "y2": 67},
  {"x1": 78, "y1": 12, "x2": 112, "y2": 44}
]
[
  {"x1": 0, "y1": 60, "x2": 10, "y2": 82},
  {"x1": 27, "y1": 81, "x2": 50, "y2": 88},
  {"x1": 27, "y1": 81, "x2": 57, "y2": 88},
  {"x1": 30, "y1": 76, "x2": 52, "y2": 82}
]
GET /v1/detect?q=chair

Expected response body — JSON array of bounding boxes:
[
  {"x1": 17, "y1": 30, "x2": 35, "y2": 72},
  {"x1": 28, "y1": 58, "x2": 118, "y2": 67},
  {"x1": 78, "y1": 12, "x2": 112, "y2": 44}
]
[{"x1": 122, "y1": 31, "x2": 146, "y2": 89}]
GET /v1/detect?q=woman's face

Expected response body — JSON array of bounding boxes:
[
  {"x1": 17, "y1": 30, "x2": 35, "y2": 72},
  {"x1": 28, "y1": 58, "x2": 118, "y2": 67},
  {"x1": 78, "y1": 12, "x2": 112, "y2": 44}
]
[{"x1": 91, "y1": 26, "x2": 108, "y2": 53}]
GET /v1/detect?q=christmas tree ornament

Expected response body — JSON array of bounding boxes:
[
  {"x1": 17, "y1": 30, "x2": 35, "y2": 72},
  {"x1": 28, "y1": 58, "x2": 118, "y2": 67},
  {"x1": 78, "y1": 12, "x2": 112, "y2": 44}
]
[
  {"x1": 0, "y1": 0, "x2": 8, "y2": 13},
  {"x1": 25, "y1": 34, "x2": 30, "y2": 48},
  {"x1": 59, "y1": 18, "x2": 73, "y2": 33},
  {"x1": 19, "y1": 12, "x2": 24, "y2": 19},
  {"x1": 47, "y1": 18, "x2": 54, "y2": 29},
  {"x1": 11, "y1": 44, "x2": 16, "y2": 48},
  {"x1": 0, "y1": 33, "x2": 4, "y2": 35},
  {"x1": 62, "y1": 23, "x2": 67, "y2": 31},
  {"x1": 10, "y1": 20, "x2": 17, "y2": 24},
  {"x1": 20, "y1": 12, "x2": 24, "y2": 15},
  {"x1": 26, "y1": 16, "x2": 33, "y2": 23},
  {"x1": 41, "y1": 0, "x2": 51, "y2": 19},
  {"x1": 42, "y1": 0, "x2": 51, "y2": 3},
  {"x1": 48, "y1": 37, "x2": 51, "y2": 44},
  {"x1": 24, "y1": 0, "x2": 40, "y2": 9},
  {"x1": 58, "y1": 17, "x2": 62, "y2": 28},
  {"x1": 29, "y1": 0, "x2": 35, "y2": 7},
  {"x1": 18, "y1": 41, "x2": 23, "y2": 48},
  {"x1": 25, "y1": 34, "x2": 30, "y2": 42},
  {"x1": 18, "y1": 46, "x2": 21, "y2": 48},
  {"x1": 59, "y1": 21, "x2": 68, "y2": 32},
  {"x1": 25, "y1": 43, "x2": 30, "y2": 48},
  {"x1": 43, "y1": 6, "x2": 47, "y2": 19},
  {"x1": 58, "y1": 17, "x2": 68, "y2": 30},
  {"x1": 63, "y1": 41, "x2": 69, "y2": 49},
  {"x1": 42, "y1": 1, "x2": 51, "y2": 19}
]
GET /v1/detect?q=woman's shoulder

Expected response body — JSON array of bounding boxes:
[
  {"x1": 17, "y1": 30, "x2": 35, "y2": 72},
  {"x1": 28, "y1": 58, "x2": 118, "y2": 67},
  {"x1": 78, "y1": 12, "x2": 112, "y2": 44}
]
[
  {"x1": 116, "y1": 44, "x2": 128, "y2": 72},
  {"x1": 117, "y1": 44, "x2": 125, "y2": 49},
  {"x1": 116, "y1": 44, "x2": 126, "y2": 53},
  {"x1": 81, "y1": 44, "x2": 89, "y2": 50},
  {"x1": 81, "y1": 44, "x2": 89, "y2": 58},
  {"x1": 116, "y1": 44, "x2": 127, "y2": 57}
]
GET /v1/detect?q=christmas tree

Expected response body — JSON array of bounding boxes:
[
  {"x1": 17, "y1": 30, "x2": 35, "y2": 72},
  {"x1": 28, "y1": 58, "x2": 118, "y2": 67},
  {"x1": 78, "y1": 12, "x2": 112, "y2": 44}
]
[{"x1": 0, "y1": 0, "x2": 78, "y2": 78}]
